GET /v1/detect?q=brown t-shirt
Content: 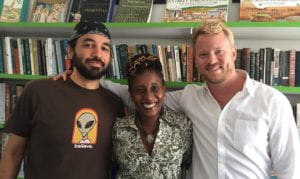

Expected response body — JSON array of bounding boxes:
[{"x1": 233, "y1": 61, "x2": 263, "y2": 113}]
[{"x1": 4, "y1": 78, "x2": 124, "y2": 179}]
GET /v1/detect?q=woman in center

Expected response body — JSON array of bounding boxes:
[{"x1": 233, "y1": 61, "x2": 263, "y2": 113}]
[{"x1": 112, "y1": 53, "x2": 193, "y2": 178}]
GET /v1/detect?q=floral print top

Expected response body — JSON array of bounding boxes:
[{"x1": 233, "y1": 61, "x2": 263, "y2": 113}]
[{"x1": 112, "y1": 106, "x2": 193, "y2": 179}]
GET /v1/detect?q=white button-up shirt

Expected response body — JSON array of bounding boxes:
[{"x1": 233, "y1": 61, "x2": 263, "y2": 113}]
[
  {"x1": 165, "y1": 73, "x2": 300, "y2": 179},
  {"x1": 101, "y1": 73, "x2": 300, "y2": 179}
]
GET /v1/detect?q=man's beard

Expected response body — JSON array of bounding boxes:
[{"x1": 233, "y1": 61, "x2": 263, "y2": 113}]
[{"x1": 72, "y1": 54, "x2": 109, "y2": 80}]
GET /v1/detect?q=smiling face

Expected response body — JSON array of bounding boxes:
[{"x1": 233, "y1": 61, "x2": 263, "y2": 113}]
[
  {"x1": 194, "y1": 32, "x2": 237, "y2": 84},
  {"x1": 130, "y1": 70, "x2": 166, "y2": 121},
  {"x1": 68, "y1": 34, "x2": 111, "y2": 80}
]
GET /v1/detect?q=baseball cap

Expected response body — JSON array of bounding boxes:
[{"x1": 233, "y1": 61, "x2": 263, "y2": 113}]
[{"x1": 69, "y1": 20, "x2": 111, "y2": 42}]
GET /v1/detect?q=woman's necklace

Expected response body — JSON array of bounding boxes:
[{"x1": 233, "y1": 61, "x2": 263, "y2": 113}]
[{"x1": 135, "y1": 118, "x2": 160, "y2": 144}]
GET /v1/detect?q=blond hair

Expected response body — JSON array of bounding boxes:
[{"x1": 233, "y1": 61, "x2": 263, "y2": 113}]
[{"x1": 192, "y1": 22, "x2": 234, "y2": 45}]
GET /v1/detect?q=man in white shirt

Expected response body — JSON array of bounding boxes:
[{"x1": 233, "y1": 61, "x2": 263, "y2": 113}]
[{"x1": 61, "y1": 22, "x2": 300, "y2": 179}]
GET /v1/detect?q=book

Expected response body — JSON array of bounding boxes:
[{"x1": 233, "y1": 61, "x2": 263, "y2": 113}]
[
  {"x1": 289, "y1": 49, "x2": 296, "y2": 87},
  {"x1": 0, "y1": 83, "x2": 5, "y2": 125},
  {"x1": 249, "y1": 51, "x2": 255, "y2": 79},
  {"x1": 3, "y1": 36, "x2": 13, "y2": 74},
  {"x1": 29, "y1": 0, "x2": 70, "y2": 22},
  {"x1": 297, "y1": 103, "x2": 300, "y2": 129},
  {"x1": 240, "y1": 0, "x2": 300, "y2": 22},
  {"x1": 164, "y1": 0, "x2": 229, "y2": 22},
  {"x1": 66, "y1": 0, "x2": 116, "y2": 22},
  {"x1": 117, "y1": 44, "x2": 129, "y2": 79},
  {"x1": 0, "y1": 0, "x2": 29, "y2": 22},
  {"x1": 0, "y1": 38, "x2": 4, "y2": 73},
  {"x1": 279, "y1": 50, "x2": 289, "y2": 86},
  {"x1": 180, "y1": 44, "x2": 187, "y2": 82},
  {"x1": 295, "y1": 51, "x2": 300, "y2": 87},
  {"x1": 186, "y1": 45, "x2": 194, "y2": 82},
  {"x1": 114, "y1": 0, "x2": 154, "y2": 22},
  {"x1": 10, "y1": 38, "x2": 21, "y2": 74},
  {"x1": 241, "y1": 48, "x2": 251, "y2": 74},
  {"x1": 157, "y1": 45, "x2": 169, "y2": 81},
  {"x1": 254, "y1": 52, "x2": 260, "y2": 81},
  {"x1": 272, "y1": 49, "x2": 280, "y2": 86},
  {"x1": 173, "y1": 45, "x2": 182, "y2": 82}
]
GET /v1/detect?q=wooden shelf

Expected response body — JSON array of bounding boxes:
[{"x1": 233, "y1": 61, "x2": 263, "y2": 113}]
[
  {"x1": 1, "y1": 74, "x2": 299, "y2": 94},
  {"x1": 1, "y1": 21, "x2": 300, "y2": 40},
  {"x1": 0, "y1": 22, "x2": 196, "y2": 39}
]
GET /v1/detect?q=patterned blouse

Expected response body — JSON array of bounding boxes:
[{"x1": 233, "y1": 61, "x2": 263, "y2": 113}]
[{"x1": 112, "y1": 106, "x2": 193, "y2": 179}]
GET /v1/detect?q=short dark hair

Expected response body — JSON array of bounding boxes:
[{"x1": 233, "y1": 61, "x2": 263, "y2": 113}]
[{"x1": 127, "y1": 53, "x2": 164, "y2": 91}]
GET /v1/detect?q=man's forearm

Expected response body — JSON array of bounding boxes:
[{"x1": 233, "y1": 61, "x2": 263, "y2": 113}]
[
  {"x1": 0, "y1": 134, "x2": 27, "y2": 179},
  {"x1": 0, "y1": 154, "x2": 23, "y2": 179}
]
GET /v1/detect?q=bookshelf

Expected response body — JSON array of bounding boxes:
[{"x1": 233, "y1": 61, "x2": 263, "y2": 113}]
[
  {"x1": 0, "y1": 21, "x2": 300, "y2": 98},
  {"x1": 0, "y1": 17, "x2": 298, "y2": 179}
]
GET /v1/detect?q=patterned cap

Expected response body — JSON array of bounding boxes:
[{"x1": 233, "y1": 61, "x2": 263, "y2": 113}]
[{"x1": 69, "y1": 21, "x2": 111, "y2": 42}]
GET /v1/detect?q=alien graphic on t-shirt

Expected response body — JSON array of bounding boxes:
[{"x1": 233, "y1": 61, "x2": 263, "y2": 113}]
[{"x1": 76, "y1": 112, "x2": 96, "y2": 144}]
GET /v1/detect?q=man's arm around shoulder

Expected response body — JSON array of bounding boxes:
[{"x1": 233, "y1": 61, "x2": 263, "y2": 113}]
[{"x1": 0, "y1": 134, "x2": 27, "y2": 179}]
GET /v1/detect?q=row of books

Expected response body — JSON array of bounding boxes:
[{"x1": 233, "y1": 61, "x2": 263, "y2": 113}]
[
  {"x1": 1, "y1": 36, "x2": 300, "y2": 87},
  {"x1": 107, "y1": 44, "x2": 197, "y2": 82},
  {"x1": 2, "y1": 0, "x2": 300, "y2": 23},
  {"x1": 0, "y1": 82, "x2": 24, "y2": 178},
  {"x1": 0, "y1": 0, "x2": 230, "y2": 23},
  {"x1": 0, "y1": 0, "x2": 154, "y2": 23},
  {"x1": 0, "y1": 37, "x2": 199, "y2": 82},
  {"x1": 0, "y1": 37, "x2": 68, "y2": 76},
  {"x1": 0, "y1": 83, "x2": 25, "y2": 125},
  {"x1": 236, "y1": 48, "x2": 300, "y2": 87}
]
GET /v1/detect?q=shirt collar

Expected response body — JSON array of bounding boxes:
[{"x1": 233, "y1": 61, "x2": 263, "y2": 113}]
[
  {"x1": 203, "y1": 69, "x2": 255, "y2": 97},
  {"x1": 239, "y1": 70, "x2": 255, "y2": 97}
]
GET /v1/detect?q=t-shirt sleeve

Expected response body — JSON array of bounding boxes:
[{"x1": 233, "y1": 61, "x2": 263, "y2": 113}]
[
  {"x1": 4, "y1": 82, "x2": 36, "y2": 137},
  {"x1": 165, "y1": 89, "x2": 184, "y2": 112}
]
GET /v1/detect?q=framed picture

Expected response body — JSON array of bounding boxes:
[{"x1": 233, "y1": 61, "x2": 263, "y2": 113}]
[{"x1": 232, "y1": 0, "x2": 239, "y2": 2}]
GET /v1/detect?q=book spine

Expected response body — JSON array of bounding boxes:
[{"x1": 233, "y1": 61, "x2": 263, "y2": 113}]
[
  {"x1": 107, "y1": 0, "x2": 116, "y2": 22},
  {"x1": 254, "y1": 52, "x2": 260, "y2": 81},
  {"x1": 249, "y1": 51, "x2": 255, "y2": 79},
  {"x1": 45, "y1": 38, "x2": 54, "y2": 75},
  {"x1": 174, "y1": 45, "x2": 182, "y2": 82},
  {"x1": 272, "y1": 49, "x2": 280, "y2": 86},
  {"x1": 157, "y1": 45, "x2": 169, "y2": 81},
  {"x1": 3, "y1": 37, "x2": 13, "y2": 74},
  {"x1": 289, "y1": 49, "x2": 296, "y2": 87},
  {"x1": 258, "y1": 48, "x2": 265, "y2": 83},
  {"x1": 0, "y1": 83, "x2": 5, "y2": 124},
  {"x1": 187, "y1": 45, "x2": 194, "y2": 82},
  {"x1": 297, "y1": 103, "x2": 300, "y2": 129},
  {"x1": 0, "y1": 38, "x2": 4, "y2": 73},
  {"x1": 241, "y1": 48, "x2": 251, "y2": 74},
  {"x1": 16, "y1": 39, "x2": 24, "y2": 74},
  {"x1": 295, "y1": 51, "x2": 300, "y2": 87},
  {"x1": 118, "y1": 44, "x2": 129, "y2": 79}
]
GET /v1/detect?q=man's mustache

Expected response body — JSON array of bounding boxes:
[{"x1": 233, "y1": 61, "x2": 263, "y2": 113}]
[{"x1": 86, "y1": 57, "x2": 105, "y2": 67}]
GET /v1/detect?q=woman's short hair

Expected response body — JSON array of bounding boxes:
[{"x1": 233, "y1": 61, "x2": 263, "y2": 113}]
[{"x1": 127, "y1": 53, "x2": 164, "y2": 91}]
